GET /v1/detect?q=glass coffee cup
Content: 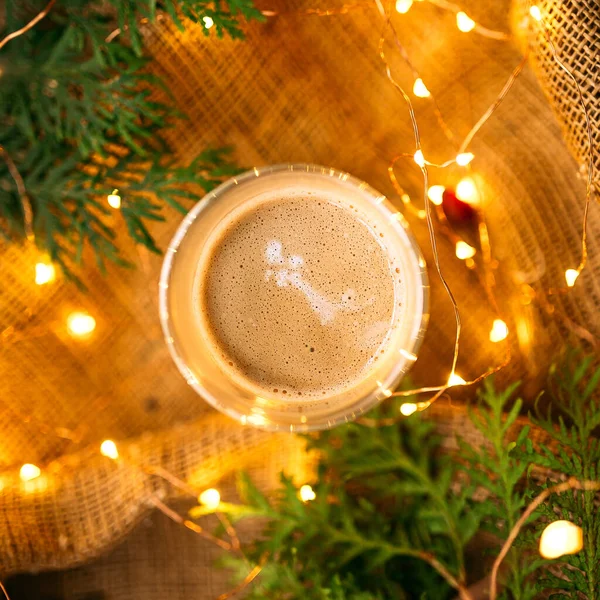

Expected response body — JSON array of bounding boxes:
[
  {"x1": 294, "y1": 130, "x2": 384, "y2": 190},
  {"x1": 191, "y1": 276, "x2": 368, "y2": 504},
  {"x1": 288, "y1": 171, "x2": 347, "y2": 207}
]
[{"x1": 159, "y1": 164, "x2": 428, "y2": 431}]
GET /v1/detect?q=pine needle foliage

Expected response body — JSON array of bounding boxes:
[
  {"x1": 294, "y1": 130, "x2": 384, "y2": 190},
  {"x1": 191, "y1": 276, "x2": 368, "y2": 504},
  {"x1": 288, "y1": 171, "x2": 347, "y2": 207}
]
[
  {"x1": 0, "y1": 0, "x2": 260, "y2": 277},
  {"x1": 191, "y1": 352, "x2": 600, "y2": 599},
  {"x1": 521, "y1": 350, "x2": 600, "y2": 599},
  {"x1": 459, "y1": 380, "x2": 542, "y2": 600}
]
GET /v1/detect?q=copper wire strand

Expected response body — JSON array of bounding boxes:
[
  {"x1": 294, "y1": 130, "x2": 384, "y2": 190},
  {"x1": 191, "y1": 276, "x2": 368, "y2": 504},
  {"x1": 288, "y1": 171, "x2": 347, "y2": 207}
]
[
  {"x1": 383, "y1": 4, "x2": 459, "y2": 147},
  {"x1": 388, "y1": 155, "x2": 426, "y2": 219},
  {"x1": 373, "y1": 0, "x2": 462, "y2": 406},
  {"x1": 0, "y1": 5, "x2": 593, "y2": 599},
  {"x1": 489, "y1": 478, "x2": 600, "y2": 600},
  {"x1": 262, "y1": 2, "x2": 369, "y2": 17},
  {"x1": 0, "y1": 4, "x2": 594, "y2": 591},
  {"x1": 354, "y1": 4, "x2": 529, "y2": 426},
  {"x1": 418, "y1": 551, "x2": 474, "y2": 600},
  {"x1": 149, "y1": 495, "x2": 233, "y2": 551},
  {"x1": 377, "y1": 16, "x2": 596, "y2": 412},
  {"x1": 295, "y1": 3, "x2": 367, "y2": 16},
  {"x1": 0, "y1": 581, "x2": 10, "y2": 600},
  {"x1": 215, "y1": 553, "x2": 268, "y2": 600},
  {"x1": 377, "y1": 0, "x2": 518, "y2": 401},
  {"x1": 534, "y1": 287, "x2": 599, "y2": 347},
  {"x1": 144, "y1": 465, "x2": 241, "y2": 551},
  {"x1": 540, "y1": 19, "x2": 595, "y2": 289},
  {"x1": 0, "y1": 147, "x2": 35, "y2": 241},
  {"x1": 264, "y1": 0, "x2": 509, "y2": 41},
  {"x1": 425, "y1": 0, "x2": 510, "y2": 40},
  {"x1": 0, "y1": 0, "x2": 57, "y2": 51},
  {"x1": 458, "y1": 50, "x2": 530, "y2": 154}
]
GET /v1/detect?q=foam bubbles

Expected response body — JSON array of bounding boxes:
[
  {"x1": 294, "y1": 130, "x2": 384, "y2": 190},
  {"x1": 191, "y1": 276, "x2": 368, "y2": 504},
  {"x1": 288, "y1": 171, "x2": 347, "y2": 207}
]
[{"x1": 198, "y1": 196, "x2": 404, "y2": 400}]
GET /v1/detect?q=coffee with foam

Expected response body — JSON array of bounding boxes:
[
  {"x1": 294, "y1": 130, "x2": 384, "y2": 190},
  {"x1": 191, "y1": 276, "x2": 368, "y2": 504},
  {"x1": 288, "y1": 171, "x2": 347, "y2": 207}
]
[
  {"x1": 160, "y1": 165, "x2": 427, "y2": 430},
  {"x1": 195, "y1": 194, "x2": 405, "y2": 400}
]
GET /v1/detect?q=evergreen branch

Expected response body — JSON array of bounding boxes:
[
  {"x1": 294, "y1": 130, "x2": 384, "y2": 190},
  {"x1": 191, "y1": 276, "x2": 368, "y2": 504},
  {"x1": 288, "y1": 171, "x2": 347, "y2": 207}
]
[
  {"x1": 522, "y1": 350, "x2": 600, "y2": 599},
  {"x1": 0, "y1": 0, "x2": 56, "y2": 51},
  {"x1": 490, "y1": 478, "x2": 600, "y2": 600},
  {"x1": 193, "y1": 355, "x2": 600, "y2": 599},
  {"x1": 1, "y1": 0, "x2": 252, "y2": 276},
  {"x1": 102, "y1": 0, "x2": 265, "y2": 48},
  {"x1": 459, "y1": 379, "x2": 538, "y2": 600}
]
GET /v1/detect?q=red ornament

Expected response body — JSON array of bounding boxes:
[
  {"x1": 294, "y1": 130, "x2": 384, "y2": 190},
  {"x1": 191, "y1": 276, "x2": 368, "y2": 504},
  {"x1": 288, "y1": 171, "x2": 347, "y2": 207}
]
[{"x1": 441, "y1": 188, "x2": 477, "y2": 226}]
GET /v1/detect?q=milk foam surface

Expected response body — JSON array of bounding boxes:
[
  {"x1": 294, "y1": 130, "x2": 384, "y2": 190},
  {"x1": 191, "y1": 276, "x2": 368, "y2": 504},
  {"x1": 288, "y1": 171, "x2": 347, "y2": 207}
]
[{"x1": 196, "y1": 195, "x2": 402, "y2": 399}]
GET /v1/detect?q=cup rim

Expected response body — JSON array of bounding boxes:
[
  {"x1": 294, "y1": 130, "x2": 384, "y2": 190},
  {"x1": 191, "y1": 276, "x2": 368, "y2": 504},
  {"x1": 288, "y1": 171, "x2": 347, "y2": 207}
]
[{"x1": 159, "y1": 163, "x2": 429, "y2": 431}]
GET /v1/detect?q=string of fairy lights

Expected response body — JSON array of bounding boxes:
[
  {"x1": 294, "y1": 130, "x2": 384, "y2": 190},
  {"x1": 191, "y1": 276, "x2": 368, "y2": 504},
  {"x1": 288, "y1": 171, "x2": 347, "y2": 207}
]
[
  {"x1": 359, "y1": 0, "x2": 595, "y2": 423},
  {"x1": 0, "y1": 0, "x2": 597, "y2": 598}
]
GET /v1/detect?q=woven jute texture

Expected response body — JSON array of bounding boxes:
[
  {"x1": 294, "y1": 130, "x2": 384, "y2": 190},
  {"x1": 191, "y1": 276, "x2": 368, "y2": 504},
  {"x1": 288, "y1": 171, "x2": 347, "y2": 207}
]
[
  {"x1": 513, "y1": 0, "x2": 600, "y2": 195},
  {"x1": 1, "y1": 0, "x2": 599, "y2": 595}
]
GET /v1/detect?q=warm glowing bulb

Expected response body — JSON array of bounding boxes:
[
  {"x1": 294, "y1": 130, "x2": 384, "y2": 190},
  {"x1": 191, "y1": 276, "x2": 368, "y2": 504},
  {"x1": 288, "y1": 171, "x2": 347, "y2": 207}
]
[
  {"x1": 395, "y1": 0, "x2": 413, "y2": 13},
  {"x1": 456, "y1": 177, "x2": 478, "y2": 204},
  {"x1": 247, "y1": 413, "x2": 267, "y2": 427},
  {"x1": 203, "y1": 16, "x2": 214, "y2": 29},
  {"x1": 427, "y1": 185, "x2": 445, "y2": 206},
  {"x1": 299, "y1": 484, "x2": 316, "y2": 502},
  {"x1": 455, "y1": 241, "x2": 476, "y2": 260},
  {"x1": 35, "y1": 262, "x2": 56, "y2": 285},
  {"x1": 413, "y1": 78, "x2": 431, "y2": 98},
  {"x1": 414, "y1": 149, "x2": 425, "y2": 167},
  {"x1": 20, "y1": 464, "x2": 41, "y2": 482},
  {"x1": 448, "y1": 373, "x2": 466, "y2": 386},
  {"x1": 400, "y1": 403, "x2": 418, "y2": 416},
  {"x1": 456, "y1": 11, "x2": 476, "y2": 32},
  {"x1": 100, "y1": 440, "x2": 119, "y2": 460},
  {"x1": 456, "y1": 152, "x2": 475, "y2": 166},
  {"x1": 489, "y1": 319, "x2": 509, "y2": 343},
  {"x1": 67, "y1": 312, "x2": 96, "y2": 337},
  {"x1": 539, "y1": 520, "x2": 583, "y2": 559},
  {"x1": 199, "y1": 488, "x2": 221, "y2": 510},
  {"x1": 529, "y1": 6, "x2": 542, "y2": 21},
  {"x1": 107, "y1": 190, "x2": 121, "y2": 209},
  {"x1": 565, "y1": 269, "x2": 579, "y2": 287}
]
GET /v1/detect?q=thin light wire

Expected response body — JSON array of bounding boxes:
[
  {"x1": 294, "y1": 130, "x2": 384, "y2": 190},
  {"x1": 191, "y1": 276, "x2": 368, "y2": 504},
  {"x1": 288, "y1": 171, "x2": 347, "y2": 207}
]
[
  {"x1": 458, "y1": 50, "x2": 530, "y2": 154},
  {"x1": 354, "y1": 1, "x2": 522, "y2": 426},
  {"x1": 377, "y1": 0, "x2": 516, "y2": 400},
  {"x1": 383, "y1": 6, "x2": 459, "y2": 146},
  {"x1": 489, "y1": 478, "x2": 600, "y2": 600},
  {"x1": 149, "y1": 495, "x2": 233, "y2": 551},
  {"x1": 380, "y1": 6, "x2": 596, "y2": 378},
  {"x1": 264, "y1": 0, "x2": 509, "y2": 40},
  {"x1": 0, "y1": 147, "x2": 35, "y2": 241},
  {"x1": 215, "y1": 553, "x2": 267, "y2": 600},
  {"x1": 144, "y1": 465, "x2": 241, "y2": 551},
  {"x1": 0, "y1": 0, "x2": 594, "y2": 573},
  {"x1": 372, "y1": 0, "x2": 462, "y2": 407},
  {"x1": 426, "y1": 0, "x2": 510, "y2": 40},
  {"x1": 291, "y1": 3, "x2": 367, "y2": 16},
  {"x1": 418, "y1": 551, "x2": 474, "y2": 600},
  {"x1": 540, "y1": 18, "x2": 595, "y2": 286},
  {"x1": 0, "y1": 0, "x2": 57, "y2": 51},
  {"x1": 0, "y1": 580, "x2": 10, "y2": 600},
  {"x1": 0, "y1": 6, "x2": 595, "y2": 599}
]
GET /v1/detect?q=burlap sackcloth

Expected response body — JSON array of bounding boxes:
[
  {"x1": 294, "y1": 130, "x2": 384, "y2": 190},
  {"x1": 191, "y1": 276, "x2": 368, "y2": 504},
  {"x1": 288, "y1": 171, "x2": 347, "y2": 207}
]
[
  {"x1": 513, "y1": 0, "x2": 600, "y2": 196},
  {"x1": 1, "y1": 0, "x2": 599, "y2": 596}
]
